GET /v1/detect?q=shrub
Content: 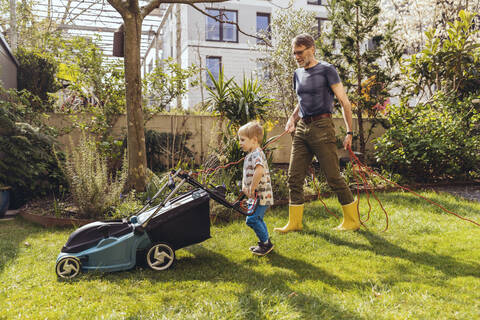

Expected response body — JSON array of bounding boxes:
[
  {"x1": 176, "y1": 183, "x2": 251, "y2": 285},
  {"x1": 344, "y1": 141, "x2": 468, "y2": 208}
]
[
  {"x1": 0, "y1": 88, "x2": 66, "y2": 208},
  {"x1": 121, "y1": 129, "x2": 195, "y2": 172},
  {"x1": 145, "y1": 130, "x2": 195, "y2": 171},
  {"x1": 109, "y1": 191, "x2": 142, "y2": 219},
  {"x1": 374, "y1": 94, "x2": 480, "y2": 182},
  {"x1": 62, "y1": 133, "x2": 128, "y2": 219},
  {"x1": 15, "y1": 48, "x2": 60, "y2": 111},
  {"x1": 270, "y1": 168, "x2": 289, "y2": 201}
]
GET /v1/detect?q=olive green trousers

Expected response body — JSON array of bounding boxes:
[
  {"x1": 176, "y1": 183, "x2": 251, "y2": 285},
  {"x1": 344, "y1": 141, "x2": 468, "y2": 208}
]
[{"x1": 288, "y1": 118, "x2": 354, "y2": 205}]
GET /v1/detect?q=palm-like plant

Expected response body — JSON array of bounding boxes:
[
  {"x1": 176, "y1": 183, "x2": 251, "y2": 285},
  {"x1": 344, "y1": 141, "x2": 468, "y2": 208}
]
[
  {"x1": 205, "y1": 68, "x2": 234, "y2": 118},
  {"x1": 206, "y1": 69, "x2": 270, "y2": 127},
  {"x1": 230, "y1": 75, "x2": 270, "y2": 125}
]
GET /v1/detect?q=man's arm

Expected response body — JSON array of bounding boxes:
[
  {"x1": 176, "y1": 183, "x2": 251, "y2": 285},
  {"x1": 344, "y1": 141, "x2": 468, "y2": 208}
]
[
  {"x1": 285, "y1": 104, "x2": 301, "y2": 133},
  {"x1": 331, "y1": 82, "x2": 354, "y2": 150}
]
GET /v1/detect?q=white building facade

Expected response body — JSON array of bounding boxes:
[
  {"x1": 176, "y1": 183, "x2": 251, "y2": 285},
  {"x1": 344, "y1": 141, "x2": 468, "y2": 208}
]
[{"x1": 143, "y1": 0, "x2": 329, "y2": 109}]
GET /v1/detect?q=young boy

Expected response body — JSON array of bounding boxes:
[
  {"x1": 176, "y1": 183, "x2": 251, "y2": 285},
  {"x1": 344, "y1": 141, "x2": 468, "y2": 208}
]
[{"x1": 238, "y1": 121, "x2": 274, "y2": 256}]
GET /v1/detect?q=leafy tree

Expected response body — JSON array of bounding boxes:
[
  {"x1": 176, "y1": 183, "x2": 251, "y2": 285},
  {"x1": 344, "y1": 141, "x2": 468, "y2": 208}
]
[
  {"x1": 143, "y1": 57, "x2": 199, "y2": 120},
  {"x1": 256, "y1": 8, "x2": 318, "y2": 118},
  {"x1": 321, "y1": 0, "x2": 403, "y2": 157},
  {"x1": 51, "y1": 36, "x2": 126, "y2": 137},
  {"x1": 379, "y1": 0, "x2": 480, "y2": 52},
  {"x1": 401, "y1": 10, "x2": 480, "y2": 100},
  {"x1": 15, "y1": 47, "x2": 60, "y2": 111}
]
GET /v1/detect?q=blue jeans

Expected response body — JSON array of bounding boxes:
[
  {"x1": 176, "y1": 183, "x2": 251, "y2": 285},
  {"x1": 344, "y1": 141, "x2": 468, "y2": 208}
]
[{"x1": 246, "y1": 205, "x2": 269, "y2": 243}]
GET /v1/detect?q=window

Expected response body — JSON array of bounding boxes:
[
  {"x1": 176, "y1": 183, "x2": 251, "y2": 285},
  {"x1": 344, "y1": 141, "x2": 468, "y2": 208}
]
[
  {"x1": 256, "y1": 59, "x2": 271, "y2": 80},
  {"x1": 367, "y1": 37, "x2": 380, "y2": 50},
  {"x1": 472, "y1": 14, "x2": 480, "y2": 30},
  {"x1": 206, "y1": 9, "x2": 238, "y2": 42},
  {"x1": 256, "y1": 13, "x2": 271, "y2": 44},
  {"x1": 206, "y1": 56, "x2": 222, "y2": 87},
  {"x1": 315, "y1": 17, "x2": 327, "y2": 38},
  {"x1": 307, "y1": 0, "x2": 323, "y2": 5}
]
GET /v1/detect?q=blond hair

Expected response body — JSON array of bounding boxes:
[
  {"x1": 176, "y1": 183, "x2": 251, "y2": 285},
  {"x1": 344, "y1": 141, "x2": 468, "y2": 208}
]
[{"x1": 238, "y1": 121, "x2": 264, "y2": 142}]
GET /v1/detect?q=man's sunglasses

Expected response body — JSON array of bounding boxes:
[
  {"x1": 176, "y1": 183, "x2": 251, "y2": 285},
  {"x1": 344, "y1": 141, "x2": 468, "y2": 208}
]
[{"x1": 292, "y1": 47, "x2": 312, "y2": 56}]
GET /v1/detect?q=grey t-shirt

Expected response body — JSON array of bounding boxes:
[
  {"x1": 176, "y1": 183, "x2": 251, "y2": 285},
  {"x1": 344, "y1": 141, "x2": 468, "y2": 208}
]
[{"x1": 293, "y1": 61, "x2": 341, "y2": 117}]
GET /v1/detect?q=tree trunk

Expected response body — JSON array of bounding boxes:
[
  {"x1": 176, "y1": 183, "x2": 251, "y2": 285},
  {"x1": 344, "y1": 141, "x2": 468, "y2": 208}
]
[
  {"x1": 124, "y1": 15, "x2": 147, "y2": 191},
  {"x1": 176, "y1": 4, "x2": 182, "y2": 109},
  {"x1": 355, "y1": 6, "x2": 366, "y2": 159},
  {"x1": 357, "y1": 109, "x2": 366, "y2": 158}
]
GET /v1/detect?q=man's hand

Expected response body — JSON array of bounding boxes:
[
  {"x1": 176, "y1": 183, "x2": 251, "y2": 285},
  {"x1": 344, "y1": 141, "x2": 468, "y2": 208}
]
[
  {"x1": 343, "y1": 134, "x2": 353, "y2": 150},
  {"x1": 285, "y1": 117, "x2": 296, "y2": 133}
]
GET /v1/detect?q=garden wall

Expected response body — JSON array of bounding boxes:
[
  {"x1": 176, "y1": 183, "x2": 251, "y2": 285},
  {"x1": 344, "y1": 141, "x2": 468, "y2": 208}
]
[{"x1": 44, "y1": 114, "x2": 385, "y2": 164}]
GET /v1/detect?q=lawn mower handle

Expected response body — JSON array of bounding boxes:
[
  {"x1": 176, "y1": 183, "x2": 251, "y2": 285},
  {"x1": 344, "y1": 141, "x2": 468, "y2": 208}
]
[
  {"x1": 177, "y1": 171, "x2": 257, "y2": 216},
  {"x1": 140, "y1": 175, "x2": 187, "y2": 229},
  {"x1": 133, "y1": 169, "x2": 182, "y2": 217}
]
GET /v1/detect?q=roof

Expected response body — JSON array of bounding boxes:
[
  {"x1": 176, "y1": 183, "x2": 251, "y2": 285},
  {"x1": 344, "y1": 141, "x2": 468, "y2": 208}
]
[{"x1": 30, "y1": 1, "x2": 171, "y2": 61}]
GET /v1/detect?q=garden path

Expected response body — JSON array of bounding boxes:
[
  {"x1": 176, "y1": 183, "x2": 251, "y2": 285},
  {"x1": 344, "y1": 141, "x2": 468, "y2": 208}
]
[{"x1": 431, "y1": 185, "x2": 480, "y2": 203}]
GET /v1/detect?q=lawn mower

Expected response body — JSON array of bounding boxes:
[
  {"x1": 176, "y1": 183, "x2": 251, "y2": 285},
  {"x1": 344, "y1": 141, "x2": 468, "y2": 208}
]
[{"x1": 55, "y1": 170, "x2": 257, "y2": 279}]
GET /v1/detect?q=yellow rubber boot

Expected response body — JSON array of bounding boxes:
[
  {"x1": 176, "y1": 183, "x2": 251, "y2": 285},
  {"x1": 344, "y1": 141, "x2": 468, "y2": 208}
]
[
  {"x1": 274, "y1": 204, "x2": 304, "y2": 234},
  {"x1": 335, "y1": 198, "x2": 360, "y2": 231}
]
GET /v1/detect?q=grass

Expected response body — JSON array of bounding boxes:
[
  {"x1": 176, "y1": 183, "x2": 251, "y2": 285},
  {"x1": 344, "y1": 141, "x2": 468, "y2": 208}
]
[{"x1": 1, "y1": 190, "x2": 480, "y2": 319}]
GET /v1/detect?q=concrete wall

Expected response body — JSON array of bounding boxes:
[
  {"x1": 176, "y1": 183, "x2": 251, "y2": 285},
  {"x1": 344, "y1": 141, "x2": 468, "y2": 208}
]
[
  {"x1": 45, "y1": 114, "x2": 385, "y2": 165},
  {"x1": 0, "y1": 34, "x2": 18, "y2": 89}
]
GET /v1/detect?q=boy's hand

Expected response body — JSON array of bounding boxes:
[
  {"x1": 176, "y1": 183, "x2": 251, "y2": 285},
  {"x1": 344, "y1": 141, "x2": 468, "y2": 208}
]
[{"x1": 242, "y1": 187, "x2": 254, "y2": 199}]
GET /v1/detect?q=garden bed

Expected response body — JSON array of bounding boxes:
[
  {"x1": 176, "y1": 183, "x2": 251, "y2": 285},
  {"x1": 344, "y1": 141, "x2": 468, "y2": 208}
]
[
  {"x1": 17, "y1": 197, "x2": 95, "y2": 228},
  {"x1": 19, "y1": 211, "x2": 95, "y2": 228},
  {"x1": 16, "y1": 180, "x2": 480, "y2": 228}
]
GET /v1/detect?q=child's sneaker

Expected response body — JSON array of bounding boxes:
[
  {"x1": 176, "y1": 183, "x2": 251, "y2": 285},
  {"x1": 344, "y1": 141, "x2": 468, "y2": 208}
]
[
  {"x1": 251, "y1": 239, "x2": 274, "y2": 256},
  {"x1": 249, "y1": 242, "x2": 261, "y2": 251}
]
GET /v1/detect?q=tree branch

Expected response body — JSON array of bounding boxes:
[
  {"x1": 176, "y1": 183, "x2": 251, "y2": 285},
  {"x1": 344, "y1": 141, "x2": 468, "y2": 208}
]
[
  {"x1": 141, "y1": 0, "x2": 227, "y2": 19},
  {"x1": 107, "y1": 0, "x2": 128, "y2": 14},
  {"x1": 66, "y1": 1, "x2": 99, "y2": 25},
  {"x1": 59, "y1": 0, "x2": 72, "y2": 25},
  {"x1": 269, "y1": 0, "x2": 294, "y2": 10},
  {"x1": 136, "y1": 0, "x2": 271, "y2": 44},
  {"x1": 188, "y1": 2, "x2": 272, "y2": 47}
]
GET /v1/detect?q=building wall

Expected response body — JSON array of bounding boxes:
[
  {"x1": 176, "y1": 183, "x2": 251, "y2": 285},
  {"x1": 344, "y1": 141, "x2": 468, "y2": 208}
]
[
  {"x1": 0, "y1": 34, "x2": 18, "y2": 89},
  {"x1": 156, "y1": 0, "x2": 328, "y2": 109}
]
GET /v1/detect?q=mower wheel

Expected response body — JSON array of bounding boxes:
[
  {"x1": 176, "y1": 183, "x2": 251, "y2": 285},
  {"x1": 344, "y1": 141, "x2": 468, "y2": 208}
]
[
  {"x1": 56, "y1": 256, "x2": 81, "y2": 279},
  {"x1": 146, "y1": 243, "x2": 175, "y2": 271}
]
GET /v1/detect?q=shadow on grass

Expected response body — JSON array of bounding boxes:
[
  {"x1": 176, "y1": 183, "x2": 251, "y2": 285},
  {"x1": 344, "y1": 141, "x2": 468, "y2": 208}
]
[
  {"x1": 84, "y1": 245, "x2": 366, "y2": 320},
  {"x1": 375, "y1": 192, "x2": 480, "y2": 218},
  {"x1": 310, "y1": 229, "x2": 480, "y2": 278},
  {"x1": 185, "y1": 246, "x2": 366, "y2": 320},
  {"x1": 0, "y1": 217, "x2": 43, "y2": 275}
]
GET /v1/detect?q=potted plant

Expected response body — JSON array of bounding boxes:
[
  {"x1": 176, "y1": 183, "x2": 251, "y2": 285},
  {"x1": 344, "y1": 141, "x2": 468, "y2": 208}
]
[{"x1": 0, "y1": 184, "x2": 11, "y2": 218}]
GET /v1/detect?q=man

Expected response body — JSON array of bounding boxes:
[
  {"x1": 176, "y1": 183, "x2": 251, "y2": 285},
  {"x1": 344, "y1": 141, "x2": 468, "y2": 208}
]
[{"x1": 274, "y1": 33, "x2": 360, "y2": 233}]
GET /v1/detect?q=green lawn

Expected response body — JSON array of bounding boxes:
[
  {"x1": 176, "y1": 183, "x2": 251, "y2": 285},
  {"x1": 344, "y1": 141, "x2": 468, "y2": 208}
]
[{"x1": 1, "y1": 191, "x2": 480, "y2": 320}]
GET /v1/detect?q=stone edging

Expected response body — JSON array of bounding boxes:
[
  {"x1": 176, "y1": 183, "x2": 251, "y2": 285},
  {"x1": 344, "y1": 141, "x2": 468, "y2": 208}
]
[{"x1": 19, "y1": 211, "x2": 95, "y2": 228}]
